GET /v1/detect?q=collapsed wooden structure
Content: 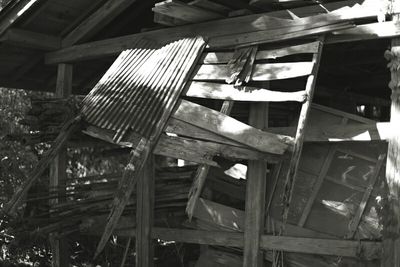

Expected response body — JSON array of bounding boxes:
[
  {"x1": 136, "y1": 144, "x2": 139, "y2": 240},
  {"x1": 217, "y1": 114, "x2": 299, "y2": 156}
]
[{"x1": 1, "y1": 0, "x2": 400, "y2": 266}]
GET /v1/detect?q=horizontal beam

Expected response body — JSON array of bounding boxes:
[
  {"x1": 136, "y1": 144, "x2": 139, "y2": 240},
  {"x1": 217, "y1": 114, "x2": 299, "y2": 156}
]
[
  {"x1": 116, "y1": 227, "x2": 381, "y2": 259},
  {"x1": 0, "y1": 28, "x2": 60, "y2": 50},
  {"x1": 267, "y1": 122, "x2": 392, "y2": 142},
  {"x1": 45, "y1": 1, "x2": 389, "y2": 64}
]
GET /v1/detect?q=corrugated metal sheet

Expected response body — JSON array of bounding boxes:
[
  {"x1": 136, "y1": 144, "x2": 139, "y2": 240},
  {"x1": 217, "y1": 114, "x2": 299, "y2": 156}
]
[{"x1": 82, "y1": 37, "x2": 206, "y2": 142}]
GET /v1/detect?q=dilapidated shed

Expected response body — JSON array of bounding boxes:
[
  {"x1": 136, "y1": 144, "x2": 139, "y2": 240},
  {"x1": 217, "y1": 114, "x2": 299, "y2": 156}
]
[{"x1": 1, "y1": 0, "x2": 399, "y2": 266}]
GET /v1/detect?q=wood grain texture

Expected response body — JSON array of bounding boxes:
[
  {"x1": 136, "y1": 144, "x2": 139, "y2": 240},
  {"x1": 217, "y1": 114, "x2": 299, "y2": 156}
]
[{"x1": 172, "y1": 99, "x2": 293, "y2": 154}]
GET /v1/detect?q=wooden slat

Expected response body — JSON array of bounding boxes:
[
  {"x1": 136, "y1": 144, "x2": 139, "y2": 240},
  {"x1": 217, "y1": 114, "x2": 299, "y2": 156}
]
[
  {"x1": 281, "y1": 39, "x2": 323, "y2": 226},
  {"x1": 62, "y1": 0, "x2": 140, "y2": 46},
  {"x1": 209, "y1": 21, "x2": 352, "y2": 48},
  {"x1": 186, "y1": 100, "x2": 234, "y2": 220},
  {"x1": 346, "y1": 153, "x2": 386, "y2": 239},
  {"x1": 153, "y1": 13, "x2": 189, "y2": 26},
  {"x1": 185, "y1": 81, "x2": 307, "y2": 102},
  {"x1": 153, "y1": 0, "x2": 224, "y2": 22},
  {"x1": 116, "y1": 227, "x2": 382, "y2": 259},
  {"x1": 201, "y1": 41, "x2": 319, "y2": 64},
  {"x1": 244, "y1": 102, "x2": 268, "y2": 267},
  {"x1": 0, "y1": 28, "x2": 60, "y2": 50},
  {"x1": 172, "y1": 99, "x2": 293, "y2": 154},
  {"x1": 193, "y1": 62, "x2": 314, "y2": 81},
  {"x1": 267, "y1": 122, "x2": 392, "y2": 142},
  {"x1": 136, "y1": 158, "x2": 155, "y2": 267}
]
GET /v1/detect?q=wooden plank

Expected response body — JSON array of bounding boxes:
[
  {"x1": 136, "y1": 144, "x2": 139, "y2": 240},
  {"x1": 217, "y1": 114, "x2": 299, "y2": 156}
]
[
  {"x1": 193, "y1": 62, "x2": 315, "y2": 81},
  {"x1": 136, "y1": 158, "x2": 155, "y2": 267},
  {"x1": 62, "y1": 0, "x2": 139, "y2": 46},
  {"x1": 209, "y1": 21, "x2": 353, "y2": 48},
  {"x1": 118, "y1": 227, "x2": 382, "y2": 259},
  {"x1": 0, "y1": 0, "x2": 41, "y2": 36},
  {"x1": 0, "y1": 28, "x2": 60, "y2": 50},
  {"x1": 153, "y1": 12, "x2": 189, "y2": 26},
  {"x1": 45, "y1": 2, "x2": 375, "y2": 64},
  {"x1": 266, "y1": 122, "x2": 392, "y2": 142},
  {"x1": 281, "y1": 40, "x2": 323, "y2": 226},
  {"x1": 50, "y1": 63, "x2": 74, "y2": 267},
  {"x1": 382, "y1": 35, "x2": 400, "y2": 267},
  {"x1": 186, "y1": 100, "x2": 234, "y2": 219},
  {"x1": 259, "y1": 235, "x2": 381, "y2": 260},
  {"x1": 244, "y1": 102, "x2": 268, "y2": 267},
  {"x1": 297, "y1": 145, "x2": 337, "y2": 227},
  {"x1": 172, "y1": 99, "x2": 293, "y2": 154},
  {"x1": 153, "y1": 0, "x2": 224, "y2": 22},
  {"x1": 346, "y1": 153, "x2": 386, "y2": 239},
  {"x1": 186, "y1": 81, "x2": 307, "y2": 102},
  {"x1": 189, "y1": 0, "x2": 233, "y2": 15}
]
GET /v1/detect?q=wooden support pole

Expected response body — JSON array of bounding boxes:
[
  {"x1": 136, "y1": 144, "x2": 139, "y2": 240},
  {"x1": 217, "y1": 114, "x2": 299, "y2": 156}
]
[
  {"x1": 136, "y1": 157, "x2": 155, "y2": 267},
  {"x1": 243, "y1": 102, "x2": 268, "y2": 267},
  {"x1": 50, "y1": 63, "x2": 73, "y2": 267},
  {"x1": 382, "y1": 28, "x2": 400, "y2": 266}
]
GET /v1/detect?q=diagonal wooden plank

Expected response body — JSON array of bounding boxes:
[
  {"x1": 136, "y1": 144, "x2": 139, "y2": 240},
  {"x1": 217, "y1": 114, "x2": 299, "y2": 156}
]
[
  {"x1": 173, "y1": 100, "x2": 293, "y2": 154},
  {"x1": 186, "y1": 100, "x2": 234, "y2": 220}
]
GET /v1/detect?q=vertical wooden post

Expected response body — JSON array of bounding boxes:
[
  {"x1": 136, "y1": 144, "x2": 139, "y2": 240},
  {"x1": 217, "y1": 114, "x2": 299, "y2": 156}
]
[
  {"x1": 243, "y1": 102, "x2": 268, "y2": 267},
  {"x1": 50, "y1": 63, "x2": 72, "y2": 267},
  {"x1": 383, "y1": 33, "x2": 400, "y2": 267},
  {"x1": 136, "y1": 157, "x2": 155, "y2": 267}
]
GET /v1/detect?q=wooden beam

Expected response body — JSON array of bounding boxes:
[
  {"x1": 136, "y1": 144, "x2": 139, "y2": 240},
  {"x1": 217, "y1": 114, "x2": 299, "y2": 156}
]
[
  {"x1": 0, "y1": 0, "x2": 41, "y2": 36},
  {"x1": 136, "y1": 158, "x2": 155, "y2": 267},
  {"x1": 172, "y1": 100, "x2": 293, "y2": 154},
  {"x1": 50, "y1": 64, "x2": 74, "y2": 267},
  {"x1": 186, "y1": 100, "x2": 234, "y2": 219},
  {"x1": 153, "y1": 0, "x2": 224, "y2": 23},
  {"x1": 267, "y1": 122, "x2": 392, "y2": 142},
  {"x1": 0, "y1": 28, "x2": 60, "y2": 50},
  {"x1": 118, "y1": 227, "x2": 382, "y2": 259},
  {"x1": 382, "y1": 32, "x2": 400, "y2": 267},
  {"x1": 62, "y1": 0, "x2": 139, "y2": 47},
  {"x1": 244, "y1": 102, "x2": 268, "y2": 266},
  {"x1": 45, "y1": 2, "x2": 384, "y2": 64}
]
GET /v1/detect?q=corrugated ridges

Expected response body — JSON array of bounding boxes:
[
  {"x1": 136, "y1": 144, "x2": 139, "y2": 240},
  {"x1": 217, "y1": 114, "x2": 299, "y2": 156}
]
[{"x1": 81, "y1": 37, "x2": 206, "y2": 142}]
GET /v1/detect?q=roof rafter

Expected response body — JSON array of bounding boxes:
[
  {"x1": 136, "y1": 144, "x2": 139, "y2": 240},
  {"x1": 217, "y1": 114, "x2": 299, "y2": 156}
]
[{"x1": 61, "y1": 0, "x2": 140, "y2": 47}]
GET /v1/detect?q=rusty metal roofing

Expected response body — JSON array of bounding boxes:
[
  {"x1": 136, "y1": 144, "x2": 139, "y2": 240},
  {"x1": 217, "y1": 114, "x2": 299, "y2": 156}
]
[{"x1": 81, "y1": 36, "x2": 206, "y2": 142}]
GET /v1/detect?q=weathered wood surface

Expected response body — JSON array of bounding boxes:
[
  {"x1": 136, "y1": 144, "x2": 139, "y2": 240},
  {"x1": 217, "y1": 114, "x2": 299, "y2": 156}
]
[
  {"x1": 136, "y1": 159, "x2": 155, "y2": 267},
  {"x1": 244, "y1": 102, "x2": 268, "y2": 267},
  {"x1": 281, "y1": 39, "x2": 323, "y2": 225},
  {"x1": 186, "y1": 100, "x2": 234, "y2": 219},
  {"x1": 200, "y1": 41, "x2": 319, "y2": 64},
  {"x1": 45, "y1": 1, "x2": 387, "y2": 63},
  {"x1": 116, "y1": 227, "x2": 382, "y2": 259},
  {"x1": 172, "y1": 100, "x2": 293, "y2": 154},
  {"x1": 153, "y1": 0, "x2": 224, "y2": 22},
  {"x1": 193, "y1": 62, "x2": 314, "y2": 81},
  {"x1": 189, "y1": 0, "x2": 233, "y2": 15},
  {"x1": 185, "y1": 81, "x2": 307, "y2": 102}
]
